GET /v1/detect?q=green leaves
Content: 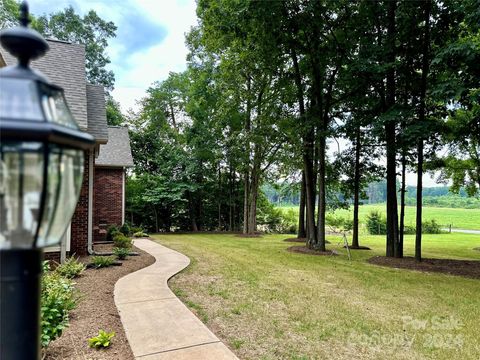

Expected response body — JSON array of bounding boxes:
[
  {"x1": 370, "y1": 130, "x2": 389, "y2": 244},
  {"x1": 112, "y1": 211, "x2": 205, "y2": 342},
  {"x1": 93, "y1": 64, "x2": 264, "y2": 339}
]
[{"x1": 88, "y1": 330, "x2": 115, "y2": 349}]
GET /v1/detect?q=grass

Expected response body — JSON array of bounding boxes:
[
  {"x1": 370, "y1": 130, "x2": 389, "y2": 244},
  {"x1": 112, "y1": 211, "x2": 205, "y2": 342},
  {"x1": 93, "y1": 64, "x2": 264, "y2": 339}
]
[
  {"x1": 279, "y1": 204, "x2": 480, "y2": 230},
  {"x1": 153, "y1": 232, "x2": 480, "y2": 360}
]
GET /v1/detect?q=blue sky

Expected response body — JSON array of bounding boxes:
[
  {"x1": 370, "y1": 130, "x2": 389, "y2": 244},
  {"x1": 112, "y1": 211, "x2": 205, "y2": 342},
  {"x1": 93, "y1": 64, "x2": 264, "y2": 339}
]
[{"x1": 30, "y1": 0, "x2": 197, "y2": 112}]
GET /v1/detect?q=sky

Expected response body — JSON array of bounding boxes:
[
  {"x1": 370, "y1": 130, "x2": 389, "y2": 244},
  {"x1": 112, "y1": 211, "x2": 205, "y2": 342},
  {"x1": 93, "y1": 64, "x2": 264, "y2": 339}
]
[
  {"x1": 29, "y1": 0, "x2": 198, "y2": 112},
  {"x1": 29, "y1": 0, "x2": 441, "y2": 187}
]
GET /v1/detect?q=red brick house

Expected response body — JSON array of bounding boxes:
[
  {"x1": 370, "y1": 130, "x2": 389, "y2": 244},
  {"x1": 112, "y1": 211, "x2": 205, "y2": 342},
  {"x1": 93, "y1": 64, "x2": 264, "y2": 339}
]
[
  {"x1": 93, "y1": 126, "x2": 134, "y2": 243},
  {"x1": 0, "y1": 40, "x2": 133, "y2": 261}
]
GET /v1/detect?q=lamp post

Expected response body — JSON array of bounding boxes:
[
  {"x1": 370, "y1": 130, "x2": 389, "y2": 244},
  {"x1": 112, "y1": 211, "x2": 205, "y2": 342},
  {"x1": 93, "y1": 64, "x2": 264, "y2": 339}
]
[{"x1": 0, "y1": 3, "x2": 94, "y2": 359}]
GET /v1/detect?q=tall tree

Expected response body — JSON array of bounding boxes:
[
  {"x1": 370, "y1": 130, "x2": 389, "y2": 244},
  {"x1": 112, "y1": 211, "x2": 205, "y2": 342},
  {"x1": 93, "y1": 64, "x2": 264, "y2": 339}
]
[{"x1": 34, "y1": 6, "x2": 117, "y2": 91}]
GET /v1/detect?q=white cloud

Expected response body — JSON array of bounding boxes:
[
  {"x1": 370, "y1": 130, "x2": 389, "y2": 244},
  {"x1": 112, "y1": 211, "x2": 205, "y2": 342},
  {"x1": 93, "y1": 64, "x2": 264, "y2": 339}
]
[
  {"x1": 29, "y1": 0, "x2": 197, "y2": 113},
  {"x1": 110, "y1": 0, "x2": 198, "y2": 112}
]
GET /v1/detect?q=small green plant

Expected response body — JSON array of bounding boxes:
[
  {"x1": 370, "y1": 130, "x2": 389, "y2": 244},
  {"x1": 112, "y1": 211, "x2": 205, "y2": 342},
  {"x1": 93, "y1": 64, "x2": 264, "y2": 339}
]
[
  {"x1": 41, "y1": 272, "x2": 78, "y2": 347},
  {"x1": 42, "y1": 260, "x2": 51, "y2": 273},
  {"x1": 130, "y1": 226, "x2": 143, "y2": 234},
  {"x1": 113, "y1": 247, "x2": 130, "y2": 260},
  {"x1": 113, "y1": 234, "x2": 133, "y2": 249},
  {"x1": 55, "y1": 257, "x2": 86, "y2": 279},
  {"x1": 91, "y1": 256, "x2": 115, "y2": 269},
  {"x1": 133, "y1": 231, "x2": 149, "y2": 238},
  {"x1": 119, "y1": 223, "x2": 131, "y2": 236},
  {"x1": 106, "y1": 225, "x2": 121, "y2": 242},
  {"x1": 88, "y1": 329, "x2": 115, "y2": 349}
]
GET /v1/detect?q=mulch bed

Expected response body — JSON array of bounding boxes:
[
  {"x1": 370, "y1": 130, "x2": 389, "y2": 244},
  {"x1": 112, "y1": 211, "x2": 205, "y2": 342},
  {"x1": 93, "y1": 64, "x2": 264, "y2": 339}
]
[
  {"x1": 368, "y1": 256, "x2": 480, "y2": 279},
  {"x1": 346, "y1": 245, "x2": 371, "y2": 250},
  {"x1": 286, "y1": 245, "x2": 338, "y2": 256},
  {"x1": 284, "y1": 237, "x2": 331, "y2": 244},
  {"x1": 45, "y1": 244, "x2": 155, "y2": 360}
]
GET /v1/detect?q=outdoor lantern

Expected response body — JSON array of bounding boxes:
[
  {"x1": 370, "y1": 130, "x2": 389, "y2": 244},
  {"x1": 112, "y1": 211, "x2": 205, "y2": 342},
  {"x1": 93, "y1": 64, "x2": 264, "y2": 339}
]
[
  {"x1": 0, "y1": 3, "x2": 94, "y2": 359},
  {"x1": 0, "y1": 4, "x2": 94, "y2": 250}
]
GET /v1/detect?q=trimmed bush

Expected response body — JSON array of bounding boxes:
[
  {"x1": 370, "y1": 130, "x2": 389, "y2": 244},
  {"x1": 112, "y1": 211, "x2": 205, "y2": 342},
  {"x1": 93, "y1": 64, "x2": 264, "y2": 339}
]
[
  {"x1": 41, "y1": 272, "x2": 78, "y2": 347},
  {"x1": 113, "y1": 234, "x2": 133, "y2": 249},
  {"x1": 55, "y1": 257, "x2": 86, "y2": 279},
  {"x1": 119, "y1": 223, "x2": 131, "y2": 236},
  {"x1": 113, "y1": 247, "x2": 130, "y2": 260},
  {"x1": 106, "y1": 225, "x2": 121, "y2": 242}
]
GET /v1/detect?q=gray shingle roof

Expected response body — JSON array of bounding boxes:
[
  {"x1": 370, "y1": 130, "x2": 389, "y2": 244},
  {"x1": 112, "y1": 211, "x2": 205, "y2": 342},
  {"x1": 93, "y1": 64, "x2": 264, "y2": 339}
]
[
  {"x1": 1, "y1": 39, "x2": 88, "y2": 130},
  {"x1": 95, "y1": 127, "x2": 134, "y2": 168},
  {"x1": 86, "y1": 84, "x2": 108, "y2": 143}
]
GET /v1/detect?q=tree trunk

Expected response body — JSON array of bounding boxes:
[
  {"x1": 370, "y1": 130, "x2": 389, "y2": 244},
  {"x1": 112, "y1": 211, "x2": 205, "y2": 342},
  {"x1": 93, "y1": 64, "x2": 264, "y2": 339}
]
[
  {"x1": 297, "y1": 171, "x2": 306, "y2": 238},
  {"x1": 229, "y1": 164, "x2": 234, "y2": 231},
  {"x1": 385, "y1": 0, "x2": 399, "y2": 258},
  {"x1": 416, "y1": 0, "x2": 431, "y2": 262},
  {"x1": 316, "y1": 132, "x2": 327, "y2": 251},
  {"x1": 352, "y1": 128, "x2": 361, "y2": 248},
  {"x1": 153, "y1": 206, "x2": 159, "y2": 233},
  {"x1": 290, "y1": 45, "x2": 316, "y2": 246},
  {"x1": 218, "y1": 163, "x2": 222, "y2": 230},
  {"x1": 243, "y1": 76, "x2": 252, "y2": 234},
  {"x1": 399, "y1": 152, "x2": 406, "y2": 257}
]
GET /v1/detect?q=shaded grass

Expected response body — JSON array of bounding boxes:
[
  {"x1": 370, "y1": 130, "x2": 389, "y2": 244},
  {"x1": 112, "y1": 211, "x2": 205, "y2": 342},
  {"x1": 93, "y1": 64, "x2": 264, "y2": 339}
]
[
  {"x1": 154, "y1": 233, "x2": 480, "y2": 360},
  {"x1": 280, "y1": 204, "x2": 480, "y2": 230}
]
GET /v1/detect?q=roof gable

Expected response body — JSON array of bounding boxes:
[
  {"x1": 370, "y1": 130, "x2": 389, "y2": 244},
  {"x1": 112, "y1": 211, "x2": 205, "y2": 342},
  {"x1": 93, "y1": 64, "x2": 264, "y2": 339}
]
[
  {"x1": 95, "y1": 127, "x2": 134, "y2": 168},
  {"x1": 1, "y1": 39, "x2": 88, "y2": 130},
  {"x1": 86, "y1": 84, "x2": 108, "y2": 143}
]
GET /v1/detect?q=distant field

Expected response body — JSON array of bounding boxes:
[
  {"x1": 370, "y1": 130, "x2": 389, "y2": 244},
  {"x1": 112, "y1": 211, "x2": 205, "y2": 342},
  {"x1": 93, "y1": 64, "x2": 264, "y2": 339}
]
[{"x1": 279, "y1": 203, "x2": 480, "y2": 230}]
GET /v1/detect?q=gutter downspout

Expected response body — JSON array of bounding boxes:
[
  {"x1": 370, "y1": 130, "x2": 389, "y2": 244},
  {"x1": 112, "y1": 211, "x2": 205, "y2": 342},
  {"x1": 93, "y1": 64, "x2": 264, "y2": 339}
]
[
  {"x1": 88, "y1": 148, "x2": 94, "y2": 255},
  {"x1": 122, "y1": 168, "x2": 125, "y2": 224}
]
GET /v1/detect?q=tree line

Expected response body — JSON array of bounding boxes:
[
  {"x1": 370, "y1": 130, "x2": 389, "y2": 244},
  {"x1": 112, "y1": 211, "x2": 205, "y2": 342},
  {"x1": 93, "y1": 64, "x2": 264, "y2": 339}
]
[
  {"x1": 126, "y1": 0, "x2": 478, "y2": 262},
  {"x1": 2, "y1": 1, "x2": 478, "y2": 261}
]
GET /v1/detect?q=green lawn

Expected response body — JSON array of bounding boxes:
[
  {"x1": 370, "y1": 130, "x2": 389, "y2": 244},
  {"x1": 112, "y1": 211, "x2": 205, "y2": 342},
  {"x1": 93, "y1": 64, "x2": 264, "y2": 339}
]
[
  {"x1": 280, "y1": 204, "x2": 480, "y2": 230},
  {"x1": 154, "y1": 233, "x2": 480, "y2": 360}
]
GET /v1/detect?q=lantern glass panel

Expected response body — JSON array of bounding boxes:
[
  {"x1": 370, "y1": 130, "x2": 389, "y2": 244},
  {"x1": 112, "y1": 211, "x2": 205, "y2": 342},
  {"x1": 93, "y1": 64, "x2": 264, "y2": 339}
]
[
  {"x1": 0, "y1": 142, "x2": 84, "y2": 249},
  {"x1": 36, "y1": 147, "x2": 83, "y2": 248},
  {"x1": 0, "y1": 142, "x2": 44, "y2": 249},
  {"x1": 0, "y1": 78, "x2": 43, "y2": 121},
  {"x1": 41, "y1": 87, "x2": 79, "y2": 129}
]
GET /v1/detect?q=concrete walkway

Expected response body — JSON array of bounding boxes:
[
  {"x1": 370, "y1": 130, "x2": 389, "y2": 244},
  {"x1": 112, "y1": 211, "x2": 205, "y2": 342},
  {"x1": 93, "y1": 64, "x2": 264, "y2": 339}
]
[{"x1": 114, "y1": 239, "x2": 239, "y2": 360}]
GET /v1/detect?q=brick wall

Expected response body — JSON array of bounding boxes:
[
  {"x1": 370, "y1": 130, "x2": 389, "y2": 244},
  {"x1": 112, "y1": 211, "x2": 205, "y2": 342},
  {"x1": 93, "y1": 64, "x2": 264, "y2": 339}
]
[
  {"x1": 93, "y1": 167, "x2": 124, "y2": 242},
  {"x1": 70, "y1": 150, "x2": 90, "y2": 256},
  {"x1": 44, "y1": 251, "x2": 61, "y2": 264}
]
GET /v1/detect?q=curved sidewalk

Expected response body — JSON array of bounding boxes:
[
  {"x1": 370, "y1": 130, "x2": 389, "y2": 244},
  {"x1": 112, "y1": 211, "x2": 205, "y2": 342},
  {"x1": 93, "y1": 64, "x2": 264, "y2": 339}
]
[{"x1": 115, "y1": 238, "x2": 239, "y2": 360}]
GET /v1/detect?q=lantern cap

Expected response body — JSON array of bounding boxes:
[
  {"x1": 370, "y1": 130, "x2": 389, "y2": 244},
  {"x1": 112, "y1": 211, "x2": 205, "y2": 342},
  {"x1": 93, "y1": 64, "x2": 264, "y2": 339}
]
[{"x1": 0, "y1": 2, "x2": 49, "y2": 68}]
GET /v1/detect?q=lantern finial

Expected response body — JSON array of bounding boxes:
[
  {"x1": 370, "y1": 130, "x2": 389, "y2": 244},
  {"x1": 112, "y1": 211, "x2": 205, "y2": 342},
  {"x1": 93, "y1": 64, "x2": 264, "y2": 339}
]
[
  {"x1": 0, "y1": 1, "x2": 48, "y2": 67},
  {"x1": 19, "y1": 2, "x2": 30, "y2": 27}
]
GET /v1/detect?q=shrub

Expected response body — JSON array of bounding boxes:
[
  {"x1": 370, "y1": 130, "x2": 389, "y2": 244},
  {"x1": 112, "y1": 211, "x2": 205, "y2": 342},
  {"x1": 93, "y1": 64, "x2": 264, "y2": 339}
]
[
  {"x1": 366, "y1": 211, "x2": 387, "y2": 235},
  {"x1": 113, "y1": 234, "x2": 133, "y2": 249},
  {"x1": 88, "y1": 329, "x2": 115, "y2": 349},
  {"x1": 113, "y1": 247, "x2": 130, "y2": 260},
  {"x1": 55, "y1": 257, "x2": 86, "y2": 279},
  {"x1": 41, "y1": 272, "x2": 78, "y2": 347},
  {"x1": 119, "y1": 223, "x2": 131, "y2": 236},
  {"x1": 130, "y1": 226, "x2": 143, "y2": 234},
  {"x1": 106, "y1": 225, "x2": 120, "y2": 242},
  {"x1": 326, "y1": 214, "x2": 353, "y2": 232},
  {"x1": 423, "y1": 219, "x2": 442, "y2": 234},
  {"x1": 91, "y1": 256, "x2": 115, "y2": 269},
  {"x1": 133, "y1": 231, "x2": 149, "y2": 238}
]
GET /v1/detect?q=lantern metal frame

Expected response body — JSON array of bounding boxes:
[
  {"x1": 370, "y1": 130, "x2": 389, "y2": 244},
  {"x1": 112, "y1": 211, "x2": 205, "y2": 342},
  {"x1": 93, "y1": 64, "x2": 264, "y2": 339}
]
[{"x1": 0, "y1": 2, "x2": 95, "y2": 359}]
